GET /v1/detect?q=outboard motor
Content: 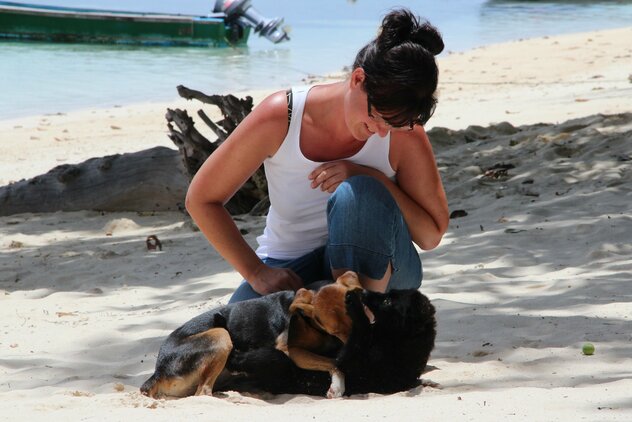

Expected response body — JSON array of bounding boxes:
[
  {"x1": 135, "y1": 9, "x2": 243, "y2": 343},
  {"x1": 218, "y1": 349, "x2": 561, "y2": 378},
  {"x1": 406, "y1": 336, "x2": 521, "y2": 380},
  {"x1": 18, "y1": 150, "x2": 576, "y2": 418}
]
[{"x1": 214, "y1": 0, "x2": 289, "y2": 44}]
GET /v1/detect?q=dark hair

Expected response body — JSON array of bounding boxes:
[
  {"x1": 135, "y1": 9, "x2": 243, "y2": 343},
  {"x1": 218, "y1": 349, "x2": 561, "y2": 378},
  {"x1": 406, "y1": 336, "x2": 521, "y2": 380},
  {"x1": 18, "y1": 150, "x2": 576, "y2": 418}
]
[{"x1": 353, "y1": 8, "x2": 444, "y2": 127}]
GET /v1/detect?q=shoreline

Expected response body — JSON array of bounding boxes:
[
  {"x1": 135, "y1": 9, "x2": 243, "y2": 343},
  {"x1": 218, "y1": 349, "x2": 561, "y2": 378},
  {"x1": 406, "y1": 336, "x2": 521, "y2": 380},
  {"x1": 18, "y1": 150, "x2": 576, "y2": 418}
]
[
  {"x1": 2, "y1": 23, "x2": 631, "y2": 123},
  {"x1": 1, "y1": 26, "x2": 631, "y2": 186}
]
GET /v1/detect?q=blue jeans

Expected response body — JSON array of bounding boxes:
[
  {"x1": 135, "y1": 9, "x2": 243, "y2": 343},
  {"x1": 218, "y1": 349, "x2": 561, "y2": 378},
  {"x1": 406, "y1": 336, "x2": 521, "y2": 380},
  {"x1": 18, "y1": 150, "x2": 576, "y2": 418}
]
[{"x1": 229, "y1": 175, "x2": 422, "y2": 303}]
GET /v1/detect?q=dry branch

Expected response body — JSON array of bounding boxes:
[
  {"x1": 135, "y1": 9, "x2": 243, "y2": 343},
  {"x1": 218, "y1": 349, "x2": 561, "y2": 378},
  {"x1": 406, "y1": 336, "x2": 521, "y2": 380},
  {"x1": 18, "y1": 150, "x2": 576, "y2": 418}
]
[{"x1": 167, "y1": 85, "x2": 268, "y2": 215}]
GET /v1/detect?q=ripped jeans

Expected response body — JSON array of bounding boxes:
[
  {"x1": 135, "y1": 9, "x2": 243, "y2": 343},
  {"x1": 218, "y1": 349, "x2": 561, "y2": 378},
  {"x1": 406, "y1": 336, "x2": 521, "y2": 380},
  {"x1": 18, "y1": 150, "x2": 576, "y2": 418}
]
[{"x1": 229, "y1": 175, "x2": 422, "y2": 303}]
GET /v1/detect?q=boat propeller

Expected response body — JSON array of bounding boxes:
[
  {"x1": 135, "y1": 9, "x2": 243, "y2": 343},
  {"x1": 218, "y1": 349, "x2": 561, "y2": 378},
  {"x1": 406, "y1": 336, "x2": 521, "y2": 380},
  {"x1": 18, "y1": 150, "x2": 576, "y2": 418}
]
[{"x1": 214, "y1": 0, "x2": 290, "y2": 44}]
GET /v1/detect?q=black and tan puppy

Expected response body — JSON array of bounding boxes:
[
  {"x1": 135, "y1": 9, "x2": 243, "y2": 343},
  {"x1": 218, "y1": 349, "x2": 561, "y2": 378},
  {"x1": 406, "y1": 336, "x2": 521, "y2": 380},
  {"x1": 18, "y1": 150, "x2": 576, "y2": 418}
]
[{"x1": 140, "y1": 272, "x2": 362, "y2": 399}]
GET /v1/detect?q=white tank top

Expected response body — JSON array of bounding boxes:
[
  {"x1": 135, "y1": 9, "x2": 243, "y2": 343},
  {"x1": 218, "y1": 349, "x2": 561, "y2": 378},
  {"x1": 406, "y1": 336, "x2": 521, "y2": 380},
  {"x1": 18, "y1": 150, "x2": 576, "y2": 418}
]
[{"x1": 255, "y1": 85, "x2": 396, "y2": 260}]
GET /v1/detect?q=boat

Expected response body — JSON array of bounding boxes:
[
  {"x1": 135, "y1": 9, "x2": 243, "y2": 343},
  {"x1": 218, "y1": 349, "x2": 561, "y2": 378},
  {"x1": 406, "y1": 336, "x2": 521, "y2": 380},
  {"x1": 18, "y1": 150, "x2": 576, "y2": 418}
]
[{"x1": 0, "y1": 0, "x2": 289, "y2": 47}]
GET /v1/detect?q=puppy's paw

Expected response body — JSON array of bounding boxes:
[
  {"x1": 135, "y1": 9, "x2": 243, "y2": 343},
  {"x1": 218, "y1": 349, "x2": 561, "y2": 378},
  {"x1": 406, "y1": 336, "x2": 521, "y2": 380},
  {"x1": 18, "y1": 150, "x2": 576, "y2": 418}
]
[
  {"x1": 327, "y1": 386, "x2": 342, "y2": 399},
  {"x1": 327, "y1": 369, "x2": 345, "y2": 399},
  {"x1": 289, "y1": 288, "x2": 314, "y2": 315},
  {"x1": 195, "y1": 385, "x2": 214, "y2": 396}
]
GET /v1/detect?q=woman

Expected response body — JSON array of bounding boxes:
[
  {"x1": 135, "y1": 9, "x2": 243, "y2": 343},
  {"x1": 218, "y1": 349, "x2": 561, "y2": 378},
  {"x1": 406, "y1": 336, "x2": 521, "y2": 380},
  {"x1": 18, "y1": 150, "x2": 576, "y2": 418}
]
[{"x1": 186, "y1": 8, "x2": 449, "y2": 303}]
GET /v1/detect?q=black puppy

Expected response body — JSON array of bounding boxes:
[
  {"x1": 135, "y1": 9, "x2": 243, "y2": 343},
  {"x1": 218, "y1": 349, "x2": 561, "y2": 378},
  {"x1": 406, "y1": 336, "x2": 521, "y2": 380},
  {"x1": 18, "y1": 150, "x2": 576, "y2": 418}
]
[{"x1": 336, "y1": 288, "x2": 437, "y2": 395}]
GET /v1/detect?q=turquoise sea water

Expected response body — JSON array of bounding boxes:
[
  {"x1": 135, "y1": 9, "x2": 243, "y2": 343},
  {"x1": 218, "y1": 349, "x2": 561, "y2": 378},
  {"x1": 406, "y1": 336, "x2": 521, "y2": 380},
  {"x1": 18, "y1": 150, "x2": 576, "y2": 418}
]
[{"x1": 2, "y1": 0, "x2": 632, "y2": 119}]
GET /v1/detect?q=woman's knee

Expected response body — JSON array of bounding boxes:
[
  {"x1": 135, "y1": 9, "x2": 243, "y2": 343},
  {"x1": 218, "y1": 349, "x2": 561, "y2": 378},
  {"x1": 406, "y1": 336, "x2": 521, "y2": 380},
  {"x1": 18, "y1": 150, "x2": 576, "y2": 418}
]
[
  {"x1": 326, "y1": 175, "x2": 405, "y2": 266},
  {"x1": 332, "y1": 175, "x2": 391, "y2": 201},
  {"x1": 327, "y1": 175, "x2": 397, "y2": 222},
  {"x1": 326, "y1": 175, "x2": 420, "y2": 282}
]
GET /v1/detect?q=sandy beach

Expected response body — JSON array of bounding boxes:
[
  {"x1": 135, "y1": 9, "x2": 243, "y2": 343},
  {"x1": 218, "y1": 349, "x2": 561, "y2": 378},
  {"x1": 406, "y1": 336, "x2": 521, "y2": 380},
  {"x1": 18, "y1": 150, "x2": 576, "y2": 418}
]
[{"x1": 1, "y1": 27, "x2": 631, "y2": 421}]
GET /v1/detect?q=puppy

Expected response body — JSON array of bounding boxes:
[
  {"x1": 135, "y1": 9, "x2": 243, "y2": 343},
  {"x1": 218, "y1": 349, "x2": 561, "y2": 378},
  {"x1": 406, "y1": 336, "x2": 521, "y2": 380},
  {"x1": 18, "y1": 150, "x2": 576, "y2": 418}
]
[
  {"x1": 282, "y1": 271, "x2": 363, "y2": 397},
  {"x1": 140, "y1": 272, "x2": 362, "y2": 399},
  {"x1": 335, "y1": 288, "x2": 437, "y2": 394}
]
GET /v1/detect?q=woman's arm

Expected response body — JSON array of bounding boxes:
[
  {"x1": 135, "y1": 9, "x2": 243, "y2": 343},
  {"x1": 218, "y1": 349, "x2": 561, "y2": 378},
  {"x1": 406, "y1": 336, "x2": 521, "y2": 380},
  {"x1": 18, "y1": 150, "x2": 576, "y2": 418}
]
[
  {"x1": 386, "y1": 126, "x2": 449, "y2": 250},
  {"x1": 185, "y1": 91, "x2": 303, "y2": 295}
]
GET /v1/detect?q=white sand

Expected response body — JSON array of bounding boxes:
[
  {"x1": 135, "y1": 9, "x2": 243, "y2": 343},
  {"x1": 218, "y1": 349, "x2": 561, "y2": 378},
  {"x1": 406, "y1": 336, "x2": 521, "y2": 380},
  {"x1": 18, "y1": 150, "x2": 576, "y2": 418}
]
[{"x1": 1, "y1": 27, "x2": 632, "y2": 421}]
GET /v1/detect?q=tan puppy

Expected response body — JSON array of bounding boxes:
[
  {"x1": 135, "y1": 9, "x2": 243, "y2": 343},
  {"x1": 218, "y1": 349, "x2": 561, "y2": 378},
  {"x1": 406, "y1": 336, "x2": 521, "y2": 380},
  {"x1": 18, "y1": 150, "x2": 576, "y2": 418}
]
[{"x1": 281, "y1": 271, "x2": 363, "y2": 397}]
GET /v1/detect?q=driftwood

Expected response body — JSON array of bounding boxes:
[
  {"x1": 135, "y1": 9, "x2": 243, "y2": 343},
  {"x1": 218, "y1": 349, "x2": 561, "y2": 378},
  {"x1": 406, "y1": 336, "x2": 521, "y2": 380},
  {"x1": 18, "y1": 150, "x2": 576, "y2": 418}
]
[
  {"x1": 0, "y1": 86, "x2": 267, "y2": 217},
  {"x1": 177, "y1": 85, "x2": 253, "y2": 137},
  {"x1": 166, "y1": 85, "x2": 255, "y2": 176},
  {"x1": 0, "y1": 147, "x2": 188, "y2": 216},
  {"x1": 167, "y1": 85, "x2": 269, "y2": 214}
]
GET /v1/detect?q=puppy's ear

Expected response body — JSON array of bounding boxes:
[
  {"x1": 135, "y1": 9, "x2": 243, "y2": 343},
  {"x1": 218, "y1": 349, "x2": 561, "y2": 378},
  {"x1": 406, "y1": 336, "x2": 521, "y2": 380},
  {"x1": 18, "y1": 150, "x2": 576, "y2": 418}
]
[
  {"x1": 289, "y1": 288, "x2": 315, "y2": 317},
  {"x1": 337, "y1": 271, "x2": 363, "y2": 291}
]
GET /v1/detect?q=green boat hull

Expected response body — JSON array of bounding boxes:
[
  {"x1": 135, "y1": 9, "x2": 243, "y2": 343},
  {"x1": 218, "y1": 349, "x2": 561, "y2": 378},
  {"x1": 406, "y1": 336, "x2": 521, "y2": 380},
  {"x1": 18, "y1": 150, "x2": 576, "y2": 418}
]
[{"x1": 0, "y1": 3, "x2": 250, "y2": 47}]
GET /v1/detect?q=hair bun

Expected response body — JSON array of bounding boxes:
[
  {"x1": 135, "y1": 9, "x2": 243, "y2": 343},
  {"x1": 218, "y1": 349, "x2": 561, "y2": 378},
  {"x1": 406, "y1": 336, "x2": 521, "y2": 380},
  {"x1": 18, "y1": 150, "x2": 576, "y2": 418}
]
[{"x1": 377, "y1": 9, "x2": 444, "y2": 56}]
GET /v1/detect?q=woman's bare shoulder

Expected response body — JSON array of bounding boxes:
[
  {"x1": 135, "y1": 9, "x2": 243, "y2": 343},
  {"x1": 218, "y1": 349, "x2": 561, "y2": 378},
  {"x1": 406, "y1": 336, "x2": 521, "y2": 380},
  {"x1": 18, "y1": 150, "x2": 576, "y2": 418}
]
[
  {"x1": 226, "y1": 90, "x2": 291, "y2": 156},
  {"x1": 250, "y1": 90, "x2": 289, "y2": 123},
  {"x1": 389, "y1": 126, "x2": 437, "y2": 169}
]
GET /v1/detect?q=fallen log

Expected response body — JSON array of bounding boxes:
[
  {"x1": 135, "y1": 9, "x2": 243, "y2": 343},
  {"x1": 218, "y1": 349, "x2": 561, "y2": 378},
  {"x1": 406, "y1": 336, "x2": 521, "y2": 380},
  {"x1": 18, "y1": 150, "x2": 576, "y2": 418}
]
[
  {"x1": 0, "y1": 147, "x2": 261, "y2": 217},
  {"x1": 0, "y1": 87, "x2": 267, "y2": 217},
  {"x1": 0, "y1": 147, "x2": 188, "y2": 216}
]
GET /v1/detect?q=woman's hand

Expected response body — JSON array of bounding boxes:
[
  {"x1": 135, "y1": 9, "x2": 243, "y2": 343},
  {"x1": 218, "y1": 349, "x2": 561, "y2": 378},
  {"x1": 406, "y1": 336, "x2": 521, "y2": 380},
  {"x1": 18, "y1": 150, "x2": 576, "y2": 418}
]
[
  {"x1": 308, "y1": 160, "x2": 362, "y2": 193},
  {"x1": 249, "y1": 264, "x2": 303, "y2": 295}
]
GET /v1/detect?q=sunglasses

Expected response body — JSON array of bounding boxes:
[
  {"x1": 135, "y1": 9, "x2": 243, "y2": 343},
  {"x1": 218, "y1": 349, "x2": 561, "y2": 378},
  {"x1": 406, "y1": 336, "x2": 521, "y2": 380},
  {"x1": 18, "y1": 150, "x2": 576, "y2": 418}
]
[{"x1": 367, "y1": 97, "x2": 420, "y2": 131}]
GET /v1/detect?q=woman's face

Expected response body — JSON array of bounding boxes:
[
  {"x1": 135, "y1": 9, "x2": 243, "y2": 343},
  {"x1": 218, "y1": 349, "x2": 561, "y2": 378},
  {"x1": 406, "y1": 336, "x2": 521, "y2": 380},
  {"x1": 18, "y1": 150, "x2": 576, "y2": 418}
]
[
  {"x1": 345, "y1": 68, "x2": 390, "y2": 141},
  {"x1": 345, "y1": 68, "x2": 414, "y2": 140}
]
